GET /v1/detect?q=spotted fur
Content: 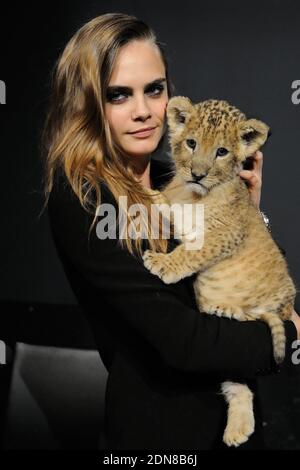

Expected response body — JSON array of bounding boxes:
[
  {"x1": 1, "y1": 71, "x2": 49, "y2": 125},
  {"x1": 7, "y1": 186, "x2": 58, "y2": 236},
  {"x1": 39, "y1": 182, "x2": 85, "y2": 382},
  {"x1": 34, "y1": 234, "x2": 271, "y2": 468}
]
[{"x1": 143, "y1": 96, "x2": 297, "y2": 447}]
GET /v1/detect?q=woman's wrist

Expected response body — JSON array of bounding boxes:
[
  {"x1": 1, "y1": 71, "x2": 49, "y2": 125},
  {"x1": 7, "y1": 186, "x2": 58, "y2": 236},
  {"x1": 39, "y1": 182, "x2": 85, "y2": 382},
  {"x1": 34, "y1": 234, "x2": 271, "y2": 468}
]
[{"x1": 291, "y1": 310, "x2": 300, "y2": 340}]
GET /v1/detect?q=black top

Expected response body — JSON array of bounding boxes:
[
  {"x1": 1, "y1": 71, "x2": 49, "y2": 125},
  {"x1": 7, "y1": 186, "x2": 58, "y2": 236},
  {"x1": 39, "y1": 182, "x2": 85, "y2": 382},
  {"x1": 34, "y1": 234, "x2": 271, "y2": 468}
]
[{"x1": 48, "y1": 157, "x2": 297, "y2": 450}]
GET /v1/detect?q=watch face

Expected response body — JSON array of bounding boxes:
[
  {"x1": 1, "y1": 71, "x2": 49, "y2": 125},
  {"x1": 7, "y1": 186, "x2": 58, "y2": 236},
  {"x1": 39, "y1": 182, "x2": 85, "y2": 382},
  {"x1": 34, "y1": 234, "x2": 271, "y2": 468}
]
[{"x1": 261, "y1": 211, "x2": 270, "y2": 229}]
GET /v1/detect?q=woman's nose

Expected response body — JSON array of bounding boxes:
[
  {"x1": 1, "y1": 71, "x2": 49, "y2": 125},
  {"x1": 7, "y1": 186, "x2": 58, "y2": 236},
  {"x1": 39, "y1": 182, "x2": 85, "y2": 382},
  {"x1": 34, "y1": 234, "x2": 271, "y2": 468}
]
[{"x1": 131, "y1": 96, "x2": 152, "y2": 121}]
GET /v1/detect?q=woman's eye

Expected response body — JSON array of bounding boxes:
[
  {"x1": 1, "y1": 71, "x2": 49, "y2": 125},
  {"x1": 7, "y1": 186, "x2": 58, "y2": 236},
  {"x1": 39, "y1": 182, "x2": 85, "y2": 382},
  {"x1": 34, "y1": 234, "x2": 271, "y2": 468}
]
[
  {"x1": 146, "y1": 84, "x2": 165, "y2": 97},
  {"x1": 106, "y1": 84, "x2": 165, "y2": 103},
  {"x1": 106, "y1": 92, "x2": 127, "y2": 103},
  {"x1": 216, "y1": 147, "x2": 229, "y2": 157}
]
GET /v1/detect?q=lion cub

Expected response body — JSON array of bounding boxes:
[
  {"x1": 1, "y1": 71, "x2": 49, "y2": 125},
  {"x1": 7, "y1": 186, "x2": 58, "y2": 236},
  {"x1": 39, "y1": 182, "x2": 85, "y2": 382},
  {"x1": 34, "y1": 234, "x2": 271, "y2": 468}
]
[{"x1": 143, "y1": 97, "x2": 296, "y2": 447}]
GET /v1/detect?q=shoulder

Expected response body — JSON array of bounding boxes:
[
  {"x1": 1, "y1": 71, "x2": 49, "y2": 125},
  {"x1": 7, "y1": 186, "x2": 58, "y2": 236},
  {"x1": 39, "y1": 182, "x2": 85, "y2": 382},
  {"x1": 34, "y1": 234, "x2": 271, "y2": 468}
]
[
  {"x1": 47, "y1": 170, "x2": 90, "y2": 250},
  {"x1": 47, "y1": 159, "x2": 174, "y2": 241},
  {"x1": 47, "y1": 169, "x2": 124, "y2": 271},
  {"x1": 48, "y1": 167, "x2": 116, "y2": 215}
]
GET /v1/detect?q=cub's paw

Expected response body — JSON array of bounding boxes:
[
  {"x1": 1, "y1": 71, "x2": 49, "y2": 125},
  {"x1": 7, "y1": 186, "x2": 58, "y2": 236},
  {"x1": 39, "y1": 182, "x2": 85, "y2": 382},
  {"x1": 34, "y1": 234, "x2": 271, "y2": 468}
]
[
  {"x1": 223, "y1": 412, "x2": 255, "y2": 447},
  {"x1": 206, "y1": 305, "x2": 246, "y2": 321},
  {"x1": 142, "y1": 250, "x2": 182, "y2": 284}
]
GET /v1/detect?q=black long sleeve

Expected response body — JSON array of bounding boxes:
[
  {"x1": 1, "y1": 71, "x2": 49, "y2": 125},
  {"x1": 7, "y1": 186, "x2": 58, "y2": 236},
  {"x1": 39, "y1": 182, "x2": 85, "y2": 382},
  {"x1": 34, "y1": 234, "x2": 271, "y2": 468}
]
[{"x1": 47, "y1": 172, "x2": 297, "y2": 381}]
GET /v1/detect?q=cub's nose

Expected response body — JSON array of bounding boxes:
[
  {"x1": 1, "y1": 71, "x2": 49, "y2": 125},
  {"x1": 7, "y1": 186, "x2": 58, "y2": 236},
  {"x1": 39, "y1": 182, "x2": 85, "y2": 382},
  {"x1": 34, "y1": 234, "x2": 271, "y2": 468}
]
[{"x1": 191, "y1": 171, "x2": 207, "y2": 182}]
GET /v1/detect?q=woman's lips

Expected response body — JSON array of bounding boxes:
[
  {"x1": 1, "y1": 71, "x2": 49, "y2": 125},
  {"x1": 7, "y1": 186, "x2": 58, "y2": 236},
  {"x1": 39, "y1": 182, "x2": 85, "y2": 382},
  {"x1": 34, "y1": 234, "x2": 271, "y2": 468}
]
[{"x1": 128, "y1": 127, "x2": 157, "y2": 138}]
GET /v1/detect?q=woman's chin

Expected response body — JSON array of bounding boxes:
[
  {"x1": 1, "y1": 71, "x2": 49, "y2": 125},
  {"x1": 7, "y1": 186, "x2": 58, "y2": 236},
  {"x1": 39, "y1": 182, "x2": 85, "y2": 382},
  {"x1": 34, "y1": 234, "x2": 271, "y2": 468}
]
[
  {"x1": 125, "y1": 143, "x2": 159, "y2": 158},
  {"x1": 122, "y1": 130, "x2": 163, "y2": 158}
]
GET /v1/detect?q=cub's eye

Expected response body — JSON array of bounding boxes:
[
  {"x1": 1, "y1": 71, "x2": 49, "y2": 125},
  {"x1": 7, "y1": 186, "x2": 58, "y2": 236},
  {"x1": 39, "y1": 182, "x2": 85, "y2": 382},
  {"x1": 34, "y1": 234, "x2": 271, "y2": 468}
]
[
  {"x1": 216, "y1": 147, "x2": 229, "y2": 157},
  {"x1": 186, "y1": 139, "x2": 197, "y2": 150}
]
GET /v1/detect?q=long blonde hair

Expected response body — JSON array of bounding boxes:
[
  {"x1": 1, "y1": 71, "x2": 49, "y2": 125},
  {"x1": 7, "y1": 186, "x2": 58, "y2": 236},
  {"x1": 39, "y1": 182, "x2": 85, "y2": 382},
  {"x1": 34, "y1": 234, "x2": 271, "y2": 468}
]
[{"x1": 42, "y1": 13, "x2": 174, "y2": 257}]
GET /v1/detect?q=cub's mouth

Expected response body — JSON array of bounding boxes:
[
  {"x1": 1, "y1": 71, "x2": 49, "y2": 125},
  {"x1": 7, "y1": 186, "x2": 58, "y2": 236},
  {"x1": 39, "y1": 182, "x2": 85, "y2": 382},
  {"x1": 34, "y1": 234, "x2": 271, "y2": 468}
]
[
  {"x1": 185, "y1": 179, "x2": 208, "y2": 195},
  {"x1": 186, "y1": 179, "x2": 206, "y2": 188}
]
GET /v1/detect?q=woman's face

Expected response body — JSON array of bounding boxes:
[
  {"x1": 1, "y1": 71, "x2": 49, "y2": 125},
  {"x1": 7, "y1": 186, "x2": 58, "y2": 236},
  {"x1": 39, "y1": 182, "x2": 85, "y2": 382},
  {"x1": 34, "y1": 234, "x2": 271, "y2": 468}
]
[{"x1": 105, "y1": 40, "x2": 168, "y2": 159}]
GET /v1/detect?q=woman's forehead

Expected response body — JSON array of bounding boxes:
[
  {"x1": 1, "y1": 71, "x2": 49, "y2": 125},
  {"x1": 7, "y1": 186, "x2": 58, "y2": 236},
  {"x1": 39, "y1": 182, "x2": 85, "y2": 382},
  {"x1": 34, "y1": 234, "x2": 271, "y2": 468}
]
[{"x1": 108, "y1": 40, "x2": 165, "y2": 86}]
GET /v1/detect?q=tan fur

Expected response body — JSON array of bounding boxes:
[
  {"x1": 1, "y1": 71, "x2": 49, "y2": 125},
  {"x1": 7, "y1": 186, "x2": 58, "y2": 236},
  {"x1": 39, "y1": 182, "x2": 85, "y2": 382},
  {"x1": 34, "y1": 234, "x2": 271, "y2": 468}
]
[{"x1": 143, "y1": 97, "x2": 297, "y2": 447}]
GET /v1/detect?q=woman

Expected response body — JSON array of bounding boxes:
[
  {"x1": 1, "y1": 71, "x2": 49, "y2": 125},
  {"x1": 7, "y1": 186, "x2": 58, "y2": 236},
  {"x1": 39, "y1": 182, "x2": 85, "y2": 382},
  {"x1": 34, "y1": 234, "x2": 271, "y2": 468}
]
[{"x1": 43, "y1": 13, "x2": 300, "y2": 450}]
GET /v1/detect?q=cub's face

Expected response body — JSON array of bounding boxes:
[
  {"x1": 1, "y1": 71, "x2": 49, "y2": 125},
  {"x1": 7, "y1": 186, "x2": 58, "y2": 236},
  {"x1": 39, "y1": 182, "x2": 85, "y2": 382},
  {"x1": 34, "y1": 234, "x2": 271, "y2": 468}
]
[{"x1": 167, "y1": 97, "x2": 269, "y2": 196}]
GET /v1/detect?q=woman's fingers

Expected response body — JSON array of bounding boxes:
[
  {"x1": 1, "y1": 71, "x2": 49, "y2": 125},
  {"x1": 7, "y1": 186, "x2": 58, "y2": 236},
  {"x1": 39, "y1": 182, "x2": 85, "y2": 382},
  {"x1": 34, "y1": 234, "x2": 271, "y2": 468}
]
[
  {"x1": 239, "y1": 170, "x2": 261, "y2": 190},
  {"x1": 239, "y1": 151, "x2": 264, "y2": 209},
  {"x1": 239, "y1": 169, "x2": 252, "y2": 180},
  {"x1": 239, "y1": 151, "x2": 264, "y2": 190},
  {"x1": 252, "y1": 150, "x2": 263, "y2": 175}
]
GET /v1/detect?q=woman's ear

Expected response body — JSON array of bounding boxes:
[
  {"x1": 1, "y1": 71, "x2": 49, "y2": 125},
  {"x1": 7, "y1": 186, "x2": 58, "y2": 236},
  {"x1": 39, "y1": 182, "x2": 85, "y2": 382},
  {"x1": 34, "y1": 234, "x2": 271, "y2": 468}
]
[
  {"x1": 237, "y1": 118, "x2": 270, "y2": 157},
  {"x1": 167, "y1": 96, "x2": 194, "y2": 135}
]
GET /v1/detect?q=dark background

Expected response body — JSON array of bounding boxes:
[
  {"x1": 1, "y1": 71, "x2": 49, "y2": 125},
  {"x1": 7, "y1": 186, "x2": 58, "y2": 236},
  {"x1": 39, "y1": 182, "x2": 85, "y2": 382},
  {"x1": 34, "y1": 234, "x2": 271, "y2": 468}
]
[
  {"x1": 0, "y1": 0, "x2": 299, "y2": 304},
  {"x1": 0, "y1": 0, "x2": 299, "y2": 450}
]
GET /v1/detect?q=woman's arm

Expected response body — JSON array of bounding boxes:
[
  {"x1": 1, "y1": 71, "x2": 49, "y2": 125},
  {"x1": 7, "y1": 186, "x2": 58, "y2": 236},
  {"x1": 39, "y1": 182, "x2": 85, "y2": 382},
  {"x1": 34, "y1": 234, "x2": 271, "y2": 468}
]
[
  {"x1": 291, "y1": 310, "x2": 300, "y2": 340},
  {"x1": 47, "y1": 174, "x2": 298, "y2": 380}
]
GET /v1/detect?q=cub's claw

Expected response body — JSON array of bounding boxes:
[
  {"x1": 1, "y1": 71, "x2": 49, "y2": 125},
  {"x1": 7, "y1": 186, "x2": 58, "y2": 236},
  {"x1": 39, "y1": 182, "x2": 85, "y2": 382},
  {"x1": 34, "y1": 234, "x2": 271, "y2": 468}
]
[
  {"x1": 142, "y1": 250, "x2": 182, "y2": 284},
  {"x1": 223, "y1": 411, "x2": 255, "y2": 447}
]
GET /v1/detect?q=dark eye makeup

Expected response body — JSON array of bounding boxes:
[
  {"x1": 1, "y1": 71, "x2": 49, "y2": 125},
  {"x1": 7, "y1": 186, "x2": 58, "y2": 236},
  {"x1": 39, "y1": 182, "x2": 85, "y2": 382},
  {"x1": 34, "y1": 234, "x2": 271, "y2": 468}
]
[{"x1": 106, "y1": 78, "x2": 166, "y2": 103}]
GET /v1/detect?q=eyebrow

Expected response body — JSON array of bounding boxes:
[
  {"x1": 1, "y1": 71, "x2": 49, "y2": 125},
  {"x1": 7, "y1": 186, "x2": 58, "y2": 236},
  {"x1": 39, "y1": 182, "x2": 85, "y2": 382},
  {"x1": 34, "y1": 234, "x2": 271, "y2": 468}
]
[{"x1": 107, "y1": 78, "x2": 167, "y2": 93}]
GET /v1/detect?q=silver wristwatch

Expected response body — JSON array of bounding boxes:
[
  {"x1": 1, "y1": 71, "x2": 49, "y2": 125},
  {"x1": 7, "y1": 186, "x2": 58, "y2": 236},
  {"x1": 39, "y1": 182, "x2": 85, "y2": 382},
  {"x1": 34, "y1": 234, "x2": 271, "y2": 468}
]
[{"x1": 260, "y1": 211, "x2": 271, "y2": 231}]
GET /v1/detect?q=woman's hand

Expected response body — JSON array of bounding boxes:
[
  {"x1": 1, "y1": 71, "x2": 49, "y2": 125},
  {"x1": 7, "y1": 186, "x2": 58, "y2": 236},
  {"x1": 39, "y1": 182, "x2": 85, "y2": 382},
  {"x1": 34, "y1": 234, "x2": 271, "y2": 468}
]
[
  {"x1": 291, "y1": 310, "x2": 300, "y2": 340},
  {"x1": 239, "y1": 150, "x2": 263, "y2": 209}
]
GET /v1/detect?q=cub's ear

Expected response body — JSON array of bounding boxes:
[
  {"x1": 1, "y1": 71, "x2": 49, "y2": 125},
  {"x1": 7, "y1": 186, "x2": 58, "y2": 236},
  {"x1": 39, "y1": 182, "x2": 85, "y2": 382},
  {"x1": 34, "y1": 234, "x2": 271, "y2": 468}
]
[
  {"x1": 237, "y1": 118, "x2": 270, "y2": 157},
  {"x1": 167, "y1": 96, "x2": 194, "y2": 135}
]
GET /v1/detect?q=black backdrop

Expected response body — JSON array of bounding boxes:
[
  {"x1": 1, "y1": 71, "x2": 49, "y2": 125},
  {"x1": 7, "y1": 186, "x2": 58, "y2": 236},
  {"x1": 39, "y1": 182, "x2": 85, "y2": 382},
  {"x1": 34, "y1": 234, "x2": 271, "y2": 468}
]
[
  {"x1": 0, "y1": 0, "x2": 299, "y2": 304},
  {"x1": 0, "y1": 0, "x2": 300, "y2": 450}
]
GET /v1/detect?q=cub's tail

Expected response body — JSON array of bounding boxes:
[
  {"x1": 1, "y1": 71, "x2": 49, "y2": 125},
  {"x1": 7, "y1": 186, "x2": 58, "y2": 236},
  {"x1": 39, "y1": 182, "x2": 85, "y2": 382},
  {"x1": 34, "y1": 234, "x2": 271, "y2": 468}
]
[{"x1": 259, "y1": 312, "x2": 286, "y2": 364}]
